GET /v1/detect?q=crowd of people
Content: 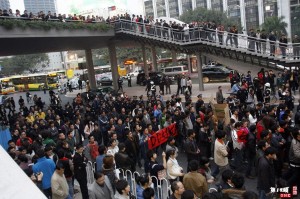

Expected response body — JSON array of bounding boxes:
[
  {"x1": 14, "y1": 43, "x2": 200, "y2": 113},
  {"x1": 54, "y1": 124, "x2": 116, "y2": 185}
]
[{"x1": 0, "y1": 65, "x2": 299, "y2": 199}]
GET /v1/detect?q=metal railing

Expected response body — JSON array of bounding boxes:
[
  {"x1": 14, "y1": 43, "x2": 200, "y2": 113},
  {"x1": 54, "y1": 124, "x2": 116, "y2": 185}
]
[
  {"x1": 1, "y1": 16, "x2": 300, "y2": 61},
  {"x1": 85, "y1": 161, "x2": 171, "y2": 199},
  {"x1": 114, "y1": 19, "x2": 300, "y2": 61}
]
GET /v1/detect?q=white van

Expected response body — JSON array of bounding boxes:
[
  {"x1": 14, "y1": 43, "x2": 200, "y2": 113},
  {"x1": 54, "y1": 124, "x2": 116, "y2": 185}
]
[{"x1": 161, "y1": 65, "x2": 189, "y2": 78}]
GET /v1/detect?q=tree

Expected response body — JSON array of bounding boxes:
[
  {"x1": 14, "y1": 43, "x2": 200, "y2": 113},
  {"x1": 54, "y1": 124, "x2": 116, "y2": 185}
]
[
  {"x1": 180, "y1": 7, "x2": 241, "y2": 28},
  {"x1": 261, "y1": 16, "x2": 287, "y2": 37},
  {"x1": 1, "y1": 53, "x2": 49, "y2": 75}
]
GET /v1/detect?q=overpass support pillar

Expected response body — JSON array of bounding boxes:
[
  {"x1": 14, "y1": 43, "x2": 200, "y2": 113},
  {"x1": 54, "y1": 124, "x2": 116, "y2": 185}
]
[
  {"x1": 85, "y1": 49, "x2": 96, "y2": 90},
  {"x1": 172, "y1": 50, "x2": 177, "y2": 66},
  {"x1": 142, "y1": 44, "x2": 149, "y2": 77},
  {"x1": 151, "y1": 46, "x2": 158, "y2": 72},
  {"x1": 109, "y1": 44, "x2": 119, "y2": 91},
  {"x1": 197, "y1": 53, "x2": 204, "y2": 91}
]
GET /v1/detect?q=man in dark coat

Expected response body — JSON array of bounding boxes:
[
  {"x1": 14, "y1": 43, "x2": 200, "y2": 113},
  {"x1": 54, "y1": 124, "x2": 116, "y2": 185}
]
[
  {"x1": 257, "y1": 147, "x2": 277, "y2": 199},
  {"x1": 73, "y1": 144, "x2": 89, "y2": 199}
]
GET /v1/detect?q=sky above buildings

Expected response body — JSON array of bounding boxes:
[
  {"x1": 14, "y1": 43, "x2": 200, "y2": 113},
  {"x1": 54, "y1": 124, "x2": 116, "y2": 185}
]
[{"x1": 9, "y1": 0, "x2": 143, "y2": 16}]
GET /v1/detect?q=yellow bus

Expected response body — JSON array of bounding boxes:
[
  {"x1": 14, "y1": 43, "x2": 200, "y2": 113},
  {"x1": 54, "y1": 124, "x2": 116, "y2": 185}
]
[
  {"x1": 10, "y1": 73, "x2": 59, "y2": 91},
  {"x1": 0, "y1": 77, "x2": 15, "y2": 94}
]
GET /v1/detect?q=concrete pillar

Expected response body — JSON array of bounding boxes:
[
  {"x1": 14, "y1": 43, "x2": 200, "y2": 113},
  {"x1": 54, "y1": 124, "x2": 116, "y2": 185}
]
[
  {"x1": 178, "y1": 0, "x2": 183, "y2": 16},
  {"x1": 142, "y1": 44, "x2": 149, "y2": 77},
  {"x1": 153, "y1": 0, "x2": 157, "y2": 19},
  {"x1": 108, "y1": 44, "x2": 119, "y2": 91},
  {"x1": 187, "y1": 55, "x2": 192, "y2": 74},
  {"x1": 172, "y1": 50, "x2": 177, "y2": 66},
  {"x1": 85, "y1": 49, "x2": 96, "y2": 90},
  {"x1": 165, "y1": 0, "x2": 170, "y2": 18},
  {"x1": 280, "y1": 0, "x2": 291, "y2": 39},
  {"x1": 196, "y1": 53, "x2": 204, "y2": 91},
  {"x1": 240, "y1": 0, "x2": 247, "y2": 31},
  {"x1": 207, "y1": 0, "x2": 212, "y2": 10},
  {"x1": 258, "y1": 0, "x2": 264, "y2": 25},
  {"x1": 151, "y1": 46, "x2": 158, "y2": 72},
  {"x1": 192, "y1": 0, "x2": 196, "y2": 10}
]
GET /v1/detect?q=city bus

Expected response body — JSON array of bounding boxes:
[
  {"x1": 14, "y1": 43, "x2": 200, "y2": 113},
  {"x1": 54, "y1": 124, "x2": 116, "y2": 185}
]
[
  {"x1": 10, "y1": 73, "x2": 59, "y2": 91},
  {"x1": 0, "y1": 77, "x2": 15, "y2": 94}
]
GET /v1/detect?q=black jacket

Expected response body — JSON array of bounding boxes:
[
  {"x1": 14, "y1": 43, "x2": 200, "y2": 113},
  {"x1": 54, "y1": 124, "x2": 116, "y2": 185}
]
[
  {"x1": 73, "y1": 152, "x2": 87, "y2": 180},
  {"x1": 257, "y1": 156, "x2": 275, "y2": 192}
]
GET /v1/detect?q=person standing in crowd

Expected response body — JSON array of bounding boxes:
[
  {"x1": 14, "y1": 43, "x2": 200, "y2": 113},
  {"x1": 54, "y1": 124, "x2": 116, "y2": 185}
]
[
  {"x1": 51, "y1": 161, "x2": 69, "y2": 199},
  {"x1": 183, "y1": 160, "x2": 208, "y2": 198},
  {"x1": 169, "y1": 181, "x2": 185, "y2": 199},
  {"x1": 73, "y1": 144, "x2": 89, "y2": 199},
  {"x1": 185, "y1": 129, "x2": 200, "y2": 171},
  {"x1": 187, "y1": 77, "x2": 192, "y2": 95},
  {"x1": 176, "y1": 75, "x2": 182, "y2": 95},
  {"x1": 257, "y1": 147, "x2": 277, "y2": 199},
  {"x1": 285, "y1": 128, "x2": 300, "y2": 189},
  {"x1": 78, "y1": 78, "x2": 83, "y2": 90},
  {"x1": 181, "y1": 75, "x2": 187, "y2": 94},
  {"x1": 292, "y1": 34, "x2": 300, "y2": 59},
  {"x1": 269, "y1": 31, "x2": 277, "y2": 56},
  {"x1": 216, "y1": 86, "x2": 224, "y2": 104},
  {"x1": 127, "y1": 75, "x2": 132, "y2": 87},
  {"x1": 88, "y1": 172, "x2": 115, "y2": 199},
  {"x1": 33, "y1": 148, "x2": 56, "y2": 198},
  {"x1": 279, "y1": 34, "x2": 288, "y2": 59},
  {"x1": 214, "y1": 130, "x2": 229, "y2": 179},
  {"x1": 118, "y1": 77, "x2": 123, "y2": 93}
]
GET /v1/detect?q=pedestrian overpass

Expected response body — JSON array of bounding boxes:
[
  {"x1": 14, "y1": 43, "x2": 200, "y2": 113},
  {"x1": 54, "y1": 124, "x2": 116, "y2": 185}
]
[{"x1": 0, "y1": 18, "x2": 300, "y2": 91}]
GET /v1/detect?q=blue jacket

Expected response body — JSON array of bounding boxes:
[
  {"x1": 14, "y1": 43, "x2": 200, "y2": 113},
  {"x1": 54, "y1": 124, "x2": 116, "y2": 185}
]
[
  {"x1": 32, "y1": 157, "x2": 55, "y2": 189},
  {"x1": 136, "y1": 185, "x2": 144, "y2": 199},
  {"x1": 96, "y1": 154, "x2": 105, "y2": 172}
]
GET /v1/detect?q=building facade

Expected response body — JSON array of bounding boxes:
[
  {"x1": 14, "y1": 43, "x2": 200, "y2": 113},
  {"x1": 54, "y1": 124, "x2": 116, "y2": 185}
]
[
  {"x1": 0, "y1": 0, "x2": 10, "y2": 10},
  {"x1": 144, "y1": 0, "x2": 297, "y2": 38},
  {"x1": 23, "y1": 0, "x2": 57, "y2": 14}
]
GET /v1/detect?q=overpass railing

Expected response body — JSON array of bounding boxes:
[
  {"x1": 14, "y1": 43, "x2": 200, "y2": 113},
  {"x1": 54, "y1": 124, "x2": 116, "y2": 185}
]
[{"x1": 114, "y1": 19, "x2": 300, "y2": 61}]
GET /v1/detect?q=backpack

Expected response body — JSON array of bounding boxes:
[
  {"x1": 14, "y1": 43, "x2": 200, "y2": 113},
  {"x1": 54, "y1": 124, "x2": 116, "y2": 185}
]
[{"x1": 89, "y1": 143, "x2": 99, "y2": 160}]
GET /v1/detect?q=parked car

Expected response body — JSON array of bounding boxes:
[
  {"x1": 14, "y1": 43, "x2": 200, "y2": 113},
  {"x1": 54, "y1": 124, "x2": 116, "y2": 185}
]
[
  {"x1": 126, "y1": 68, "x2": 144, "y2": 79},
  {"x1": 161, "y1": 65, "x2": 189, "y2": 79},
  {"x1": 97, "y1": 76, "x2": 113, "y2": 86},
  {"x1": 81, "y1": 87, "x2": 118, "y2": 102},
  {"x1": 202, "y1": 66, "x2": 232, "y2": 83},
  {"x1": 136, "y1": 72, "x2": 167, "y2": 86}
]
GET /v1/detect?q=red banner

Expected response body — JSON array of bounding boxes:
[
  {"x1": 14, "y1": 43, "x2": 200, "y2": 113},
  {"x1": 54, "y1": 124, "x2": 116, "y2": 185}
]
[{"x1": 148, "y1": 123, "x2": 178, "y2": 150}]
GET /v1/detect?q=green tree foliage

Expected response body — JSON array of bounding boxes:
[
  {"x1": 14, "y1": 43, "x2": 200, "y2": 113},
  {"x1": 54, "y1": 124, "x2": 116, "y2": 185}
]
[
  {"x1": 179, "y1": 7, "x2": 240, "y2": 28},
  {"x1": 261, "y1": 16, "x2": 287, "y2": 37},
  {"x1": 1, "y1": 53, "x2": 49, "y2": 75}
]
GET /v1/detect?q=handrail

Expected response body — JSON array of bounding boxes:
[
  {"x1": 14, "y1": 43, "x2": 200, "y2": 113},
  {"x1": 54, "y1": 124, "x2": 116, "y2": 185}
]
[{"x1": 114, "y1": 19, "x2": 300, "y2": 60}]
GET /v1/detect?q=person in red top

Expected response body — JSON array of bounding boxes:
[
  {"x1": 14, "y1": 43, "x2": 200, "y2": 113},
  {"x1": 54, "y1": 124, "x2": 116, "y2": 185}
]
[
  {"x1": 147, "y1": 124, "x2": 156, "y2": 136},
  {"x1": 256, "y1": 116, "x2": 274, "y2": 141},
  {"x1": 16, "y1": 131, "x2": 32, "y2": 147},
  {"x1": 84, "y1": 135, "x2": 99, "y2": 162},
  {"x1": 238, "y1": 120, "x2": 249, "y2": 145}
]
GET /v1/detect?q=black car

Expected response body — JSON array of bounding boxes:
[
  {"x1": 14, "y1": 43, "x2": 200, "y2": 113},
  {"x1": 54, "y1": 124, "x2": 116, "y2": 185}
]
[
  {"x1": 97, "y1": 76, "x2": 113, "y2": 86},
  {"x1": 202, "y1": 66, "x2": 232, "y2": 83},
  {"x1": 81, "y1": 87, "x2": 118, "y2": 102},
  {"x1": 136, "y1": 72, "x2": 166, "y2": 86}
]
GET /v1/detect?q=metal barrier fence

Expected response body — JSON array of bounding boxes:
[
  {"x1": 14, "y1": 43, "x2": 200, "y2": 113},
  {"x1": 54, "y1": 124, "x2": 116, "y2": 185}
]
[
  {"x1": 114, "y1": 19, "x2": 300, "y2": 61},
  {"x1": 85, "y1": 161, "x2": 171, "y2": 199}
]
